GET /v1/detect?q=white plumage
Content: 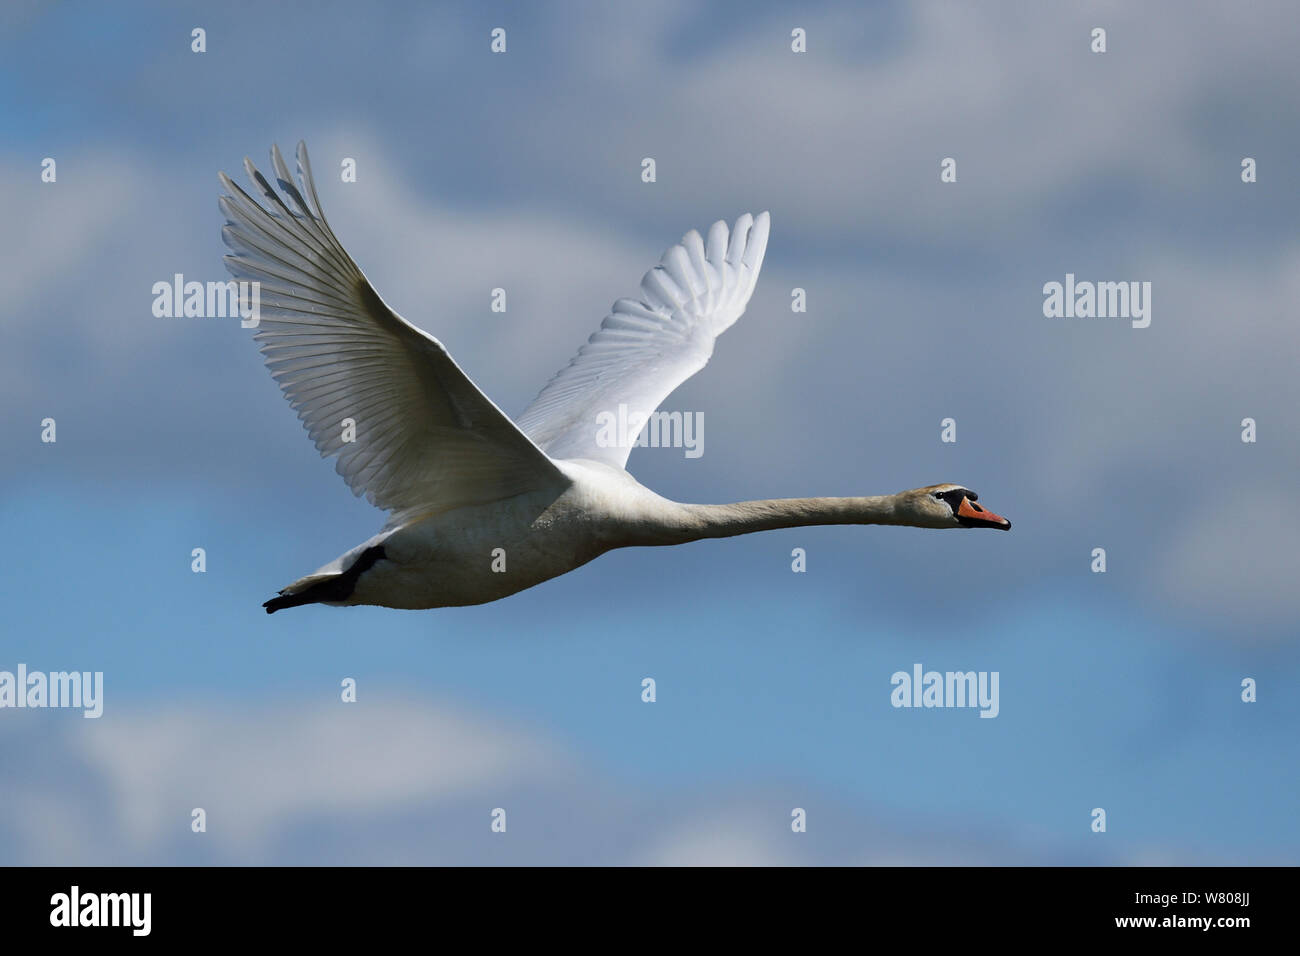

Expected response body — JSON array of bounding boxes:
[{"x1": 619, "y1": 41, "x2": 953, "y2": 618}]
[
  {"x1": 220, "y1": 143, "x2": 1009, "y2": 613},
  {"x1": 518, "y1": 212, "x2": 768, "y2": 466}
]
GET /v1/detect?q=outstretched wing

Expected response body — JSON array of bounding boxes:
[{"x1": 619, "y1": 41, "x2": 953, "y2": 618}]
[
  {"x1": 220, "y1": 142, "x2": 567, "y2": 522},
  {"x1": 517, "y1": 212, "x2": 770, "y2": 469}
]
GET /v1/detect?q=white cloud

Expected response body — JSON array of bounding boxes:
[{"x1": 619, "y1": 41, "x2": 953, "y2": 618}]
[
  {"x1": 504, "y1": 0, "x2": 1300, "y2": 244},
  {"x1": 637, "y1": 809, "x2": 793, "y2": 866},
  {"x1": 76, "y1": 698, "x2": 565, "y2": 853},
  {"x1": 1, "y1": 697, "x2": 1139, "y2": 865}
]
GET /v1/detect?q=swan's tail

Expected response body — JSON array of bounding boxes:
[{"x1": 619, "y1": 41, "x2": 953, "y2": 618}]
[
  {"x1": 263, "y1": 545, "x2": 388, "y2": 614},
  {"x1": 264, "y1": 587, "x2": 330, "y2": 614}
]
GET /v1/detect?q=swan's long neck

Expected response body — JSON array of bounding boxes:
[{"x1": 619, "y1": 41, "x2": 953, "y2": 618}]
[{"x1": 657, "y1": 495, "x2": 908, "y2": 544}]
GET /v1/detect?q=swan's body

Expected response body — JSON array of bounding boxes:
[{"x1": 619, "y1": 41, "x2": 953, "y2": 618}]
[{"x1": 219, "y1": 143, "x2": 1010, "y2": 613}]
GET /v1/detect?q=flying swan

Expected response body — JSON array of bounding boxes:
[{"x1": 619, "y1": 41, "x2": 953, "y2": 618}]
[{"x1": 218, "y1": 143, "x2": 1011, "y2": 613}]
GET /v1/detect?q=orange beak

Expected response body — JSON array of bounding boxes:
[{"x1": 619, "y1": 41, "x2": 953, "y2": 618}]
[{"x1": 957, "y1": 496, "x2": 1011, "y2": 530}]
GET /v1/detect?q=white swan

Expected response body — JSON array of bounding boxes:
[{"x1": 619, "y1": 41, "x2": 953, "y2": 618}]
[{"x1": 219, "y1": 143, "x2": 1011, "y2": 613}]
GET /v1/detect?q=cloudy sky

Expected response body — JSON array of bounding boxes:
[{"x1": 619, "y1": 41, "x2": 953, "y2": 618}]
[{"x1": 2, "y1": 0, "x2": 1297, "y2": 864}]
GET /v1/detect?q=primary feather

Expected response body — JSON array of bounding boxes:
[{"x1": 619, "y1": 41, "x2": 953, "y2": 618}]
[{"x1": 220, "y1": 143, "x2": 566, "y2": 524}]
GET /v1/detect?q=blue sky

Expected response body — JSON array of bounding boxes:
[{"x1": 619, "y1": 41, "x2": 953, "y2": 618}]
[{"x1": 1, "y1": 0, "x2": 1297, "y2": 864}]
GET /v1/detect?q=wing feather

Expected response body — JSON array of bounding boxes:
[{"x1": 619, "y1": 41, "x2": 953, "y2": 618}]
[
  {"x1": 517, "y1": 212, "x2": 770, "y2": 468},
  {"x1": 220, "y1": 142, "x2": 566, "y2": 521}
]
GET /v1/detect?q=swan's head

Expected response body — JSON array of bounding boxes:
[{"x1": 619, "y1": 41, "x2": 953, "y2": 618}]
[{"x1": 905, "y1": 484, "x2": 1011, "y2": 530}]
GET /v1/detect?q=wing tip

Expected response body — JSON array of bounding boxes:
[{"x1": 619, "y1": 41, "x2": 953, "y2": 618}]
[{"x1": 745, "y1": 211, "x2": 771, "y2": 270}]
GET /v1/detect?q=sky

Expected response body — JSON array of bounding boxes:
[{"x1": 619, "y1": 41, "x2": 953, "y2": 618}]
[{"x1": 1, "y1": 0, "x2": 1297, "y2": 865}]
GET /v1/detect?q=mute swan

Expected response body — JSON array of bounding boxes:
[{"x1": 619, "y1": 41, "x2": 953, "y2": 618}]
[{"x1": 219, "y1": 143, "x2": 1011, "y2": 613}]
